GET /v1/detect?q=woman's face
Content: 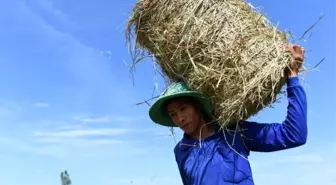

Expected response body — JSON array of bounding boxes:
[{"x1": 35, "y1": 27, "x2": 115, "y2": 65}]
[{"x1": 166, "y1": 98, "x2": 203, "y2": 135}]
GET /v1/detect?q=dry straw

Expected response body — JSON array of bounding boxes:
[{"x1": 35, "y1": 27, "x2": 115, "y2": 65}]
[{"x1": 126, "y1": 0, "x2": 299, "y2": 126}]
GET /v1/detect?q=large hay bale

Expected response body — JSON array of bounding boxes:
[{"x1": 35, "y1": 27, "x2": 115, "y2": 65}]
[{"x1": 126, "y1": 0, "x2": 293, "y2": 126}]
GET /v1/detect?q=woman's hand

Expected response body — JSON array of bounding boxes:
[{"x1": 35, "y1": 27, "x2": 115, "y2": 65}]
[{"x1": 285, "y1": 44, "x2": 305, "y2": 77}]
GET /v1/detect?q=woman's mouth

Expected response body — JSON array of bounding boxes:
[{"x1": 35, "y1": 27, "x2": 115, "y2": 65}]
[{"x1": 182, "y1": 123, "x2": 190, "y2": 130}]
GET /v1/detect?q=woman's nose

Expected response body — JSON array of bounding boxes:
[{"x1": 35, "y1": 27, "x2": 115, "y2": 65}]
[{"x1": 178, "y1": 115, "x2": 186, "y2": 123}]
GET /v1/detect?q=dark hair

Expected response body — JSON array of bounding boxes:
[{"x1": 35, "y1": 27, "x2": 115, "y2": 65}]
[{"x1": 162, "y1": 96, "x2": 199, "y2": 111}]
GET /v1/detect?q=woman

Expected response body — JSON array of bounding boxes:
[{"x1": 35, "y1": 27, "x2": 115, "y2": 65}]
[{"x1": 148, "y1": 44, "x2": 306, "y2": 185}]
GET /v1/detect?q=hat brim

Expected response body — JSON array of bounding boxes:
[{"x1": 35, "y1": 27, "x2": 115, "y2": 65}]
[{"x1": 149, "y1": 91, "x2": 212, "y2": 127}]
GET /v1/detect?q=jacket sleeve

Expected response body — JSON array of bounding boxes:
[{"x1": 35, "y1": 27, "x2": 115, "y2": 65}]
[
  {"x1": 174, "y1": 145, "x2": 189, "y2": 185},
  {"x1": 176, "y1": 164, "x2": 188, "y2": 185},
  {"x1": 240, "y1": 76, "x2": 308, "y2": 152}
]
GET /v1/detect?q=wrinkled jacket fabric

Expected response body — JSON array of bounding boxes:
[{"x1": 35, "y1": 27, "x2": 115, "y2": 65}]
[{"x1": 174, "y1": 77, "x2": 307, "y2": 185}]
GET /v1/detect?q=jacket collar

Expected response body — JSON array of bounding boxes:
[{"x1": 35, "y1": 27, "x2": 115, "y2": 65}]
[{"x1": 178, "y1": 127, "x2": 223, "y2": 150}]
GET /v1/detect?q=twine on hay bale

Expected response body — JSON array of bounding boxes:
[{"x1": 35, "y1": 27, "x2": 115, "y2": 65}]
[{"x1": 126, "y1": 0, "x2": 299, "y2": 127}]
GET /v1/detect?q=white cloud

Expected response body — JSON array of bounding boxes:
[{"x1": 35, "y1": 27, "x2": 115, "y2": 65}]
[
  {"x1": 117, "y1": 176, "x2": 183, "y2": 185},
  {"x1": 56, "y1": 124, "x2": 85, "y2": 131},
  {"x1": 73, "y1": 116, "x2": 111, "y2": 123},
  {"x1": 284, "y1": 154, "x2": 324, "y2": 163},
  {"x1": 0, "y1": 137, "x2": 17, "y2": 146},
  {"x1": 89, "y1": 139, "x2": 123, "y2": 145},
  {"x1": 31, "y1": 0, "x2": 68, "y2": 20},
  {"x1": 73, "y1": 115, "x2": 146, "y2": 123},
  {"x1": 17, "y1": 0, "x2": 136, "y2": 110},
  {"x1": 251, "y1": 143, "x2": 336, "y2": 185},
  {"x1": 0, "y1": 101, "x2": 24, "y2": 119},
  {"x1": 33, "y1": 102, "x2": 50, "y2": 108},
  {"x1": 16, "y1": 135, "x2": 148, "y2": 160},
  {"x1": 36, "y1": 136, "x2": 123, "y2": 145},
  {"x1": 111, "y1": 116, "x2": 143, "y2": 122},
  {"x1": 33, "y1": 128, "x2": 131, "y2": 137},
  {"x1": 35, "y1": 137, "x2": 64, "y2": 144},
  {"x1": 4, "y1": 130, "x2": 131, "y2": 159},
  {"x1": 0, "y1": 107, "x2": 11, "y2": 117},
  {"x1": 18, "y1": 121, "x2": 158, "y2": 159},
  {"x1": 19, "y1": 145, "x2": 70, "y2": 159}
]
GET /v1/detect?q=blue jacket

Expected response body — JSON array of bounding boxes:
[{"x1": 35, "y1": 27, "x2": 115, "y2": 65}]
[{"x1": 174, "y1": 76, "x2": 307, "y2": 185}]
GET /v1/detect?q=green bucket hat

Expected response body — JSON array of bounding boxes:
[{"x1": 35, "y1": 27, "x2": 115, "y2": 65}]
[{"x1": 149, "y1": 82, "x2": 212, "y2": 127}]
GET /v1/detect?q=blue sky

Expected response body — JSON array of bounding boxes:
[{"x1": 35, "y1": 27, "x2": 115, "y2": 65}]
[{"x1": 0, "y1": 0, "x2": 335, "y2": 184}]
